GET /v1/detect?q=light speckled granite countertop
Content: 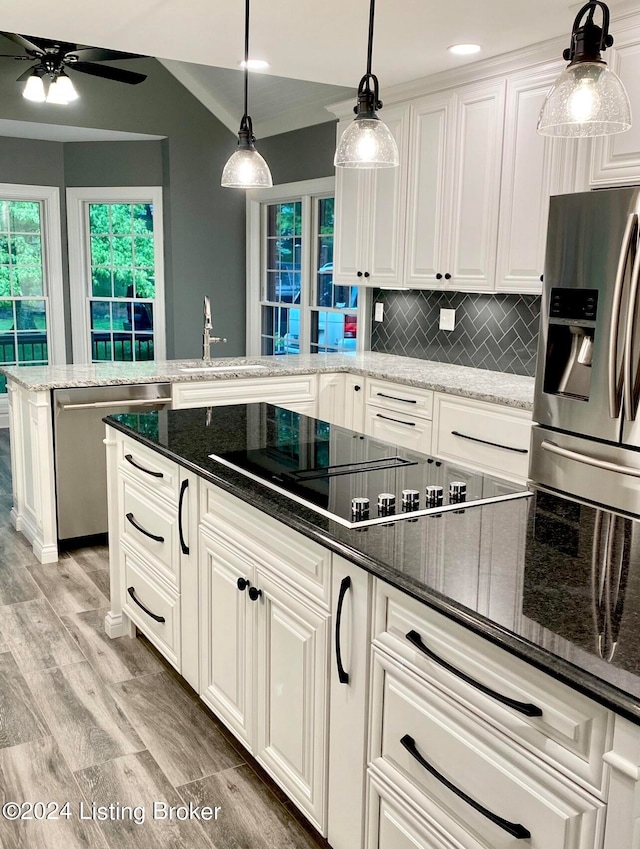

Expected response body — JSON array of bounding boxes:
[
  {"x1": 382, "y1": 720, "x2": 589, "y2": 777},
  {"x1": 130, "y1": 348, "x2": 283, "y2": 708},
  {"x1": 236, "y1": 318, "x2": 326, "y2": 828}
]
[{"x1": 0, "y1": 352, "x2": 535, "y2": 410}]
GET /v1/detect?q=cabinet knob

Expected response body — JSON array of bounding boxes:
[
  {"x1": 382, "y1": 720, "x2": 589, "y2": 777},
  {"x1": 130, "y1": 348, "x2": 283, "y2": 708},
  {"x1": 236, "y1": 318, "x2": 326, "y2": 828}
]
[
  {"x1": 237, "y1": 577, "x2": 251, "y2": 591},
  {"x1": 357, "y1": 271, "x2": 363, "y2": 278},
  {"x1": 364, "y1": 271, "x2": 370, "y2": 278},
  {"x1": 540, "y1": 274, "x2": 544, "y2": 282},
  {"x1": 354, "y1": 384, "x2": 361, "y2": 391},
  {"x1": 444, "y1": 273, "x2": 451, "y2": 280},
  {"x1": 436, "y1": 273, "x2": 443, "y2": 280},
  {"x1": 248, "y1": 586, "x2": 262, "y2": 601}
]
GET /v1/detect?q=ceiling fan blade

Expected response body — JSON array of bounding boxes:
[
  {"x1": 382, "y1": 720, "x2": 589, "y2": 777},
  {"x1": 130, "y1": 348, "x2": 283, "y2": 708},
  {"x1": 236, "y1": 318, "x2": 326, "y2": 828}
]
[
  {"x1": 70, "y1": 62, "x2": 147, "y2": 85},
  {"x1": 16, "y1": 65, "x2": 38, "y2": 82},
  {"x1": 0, "y1": 32, "x2": 44, "y2": 55},
  {"x1": 67, "y1": 47, "x2": 146, "y2": 63}
]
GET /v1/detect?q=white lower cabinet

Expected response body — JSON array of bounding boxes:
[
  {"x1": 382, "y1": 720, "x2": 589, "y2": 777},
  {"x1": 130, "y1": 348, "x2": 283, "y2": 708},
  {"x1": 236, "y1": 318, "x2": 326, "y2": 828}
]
[
  {"x1": 198, "y1": 483, "x2": 331, "y2": 833},
  {"x1": 171, "y1": 373, "x2": 317, "y2": 415},
  {"x1": 365, "y1": 379, "x2": 433, "y2": 454},
  {"x1": 318, "y1": 372, "x2": 365, "y2": 431}
]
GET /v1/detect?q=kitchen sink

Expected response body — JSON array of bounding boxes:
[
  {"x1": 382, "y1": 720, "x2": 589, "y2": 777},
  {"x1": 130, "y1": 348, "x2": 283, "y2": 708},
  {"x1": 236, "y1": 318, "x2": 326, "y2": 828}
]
[{"x1": 177, "y1": 364, "x2": 270, "y2": 373}]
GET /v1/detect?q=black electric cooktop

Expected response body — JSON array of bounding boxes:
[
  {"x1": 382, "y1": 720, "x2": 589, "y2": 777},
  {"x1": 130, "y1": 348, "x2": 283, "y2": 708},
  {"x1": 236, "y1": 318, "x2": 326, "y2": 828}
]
[{"x1": 207, "y1": 404, "x2": 531, "y2": 527}]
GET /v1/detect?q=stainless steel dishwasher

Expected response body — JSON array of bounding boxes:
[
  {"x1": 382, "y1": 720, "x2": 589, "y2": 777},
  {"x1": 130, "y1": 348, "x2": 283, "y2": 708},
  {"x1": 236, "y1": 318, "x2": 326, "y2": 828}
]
[{"x1": 53, "y1": 383, "x2": 172, "y2": 542}]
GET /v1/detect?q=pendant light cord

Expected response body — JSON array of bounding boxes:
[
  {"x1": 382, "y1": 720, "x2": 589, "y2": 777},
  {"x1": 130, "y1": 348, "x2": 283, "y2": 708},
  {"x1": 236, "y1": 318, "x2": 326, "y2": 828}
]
[
  {"x1": 243, "y1": 0, "x2": 250, "y2": 121},
  {"x1": 366, "y1": 0, "x2": 375, "y2": 77}
]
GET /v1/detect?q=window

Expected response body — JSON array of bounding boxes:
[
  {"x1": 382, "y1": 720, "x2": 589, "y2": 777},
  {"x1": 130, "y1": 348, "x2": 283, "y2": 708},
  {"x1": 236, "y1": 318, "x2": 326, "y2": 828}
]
[
  {"x1": 67, "y1": 187, "x2": 165, "y2": 364},
  {"x1": 0, "y1": 184, "x2": 65, "y2": 405},
  {"x1": 247, "y1": 178, "x2": 364, "y2": 356}
]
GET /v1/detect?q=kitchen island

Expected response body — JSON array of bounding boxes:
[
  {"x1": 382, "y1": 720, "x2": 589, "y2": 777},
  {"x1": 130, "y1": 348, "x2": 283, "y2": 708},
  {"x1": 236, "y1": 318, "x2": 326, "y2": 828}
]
[
  {"x1": 1, "y1": 352, "x2": 534, "y2": 563},
  {"x1": 104, "y1": 402, "x2": 640, "y2": 849}
]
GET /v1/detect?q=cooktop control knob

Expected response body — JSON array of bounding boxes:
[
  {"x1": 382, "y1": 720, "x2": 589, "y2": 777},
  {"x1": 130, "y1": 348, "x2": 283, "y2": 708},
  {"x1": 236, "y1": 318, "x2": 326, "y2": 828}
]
[
  {"x1": 401, "y1": 489, "x2": 420, "y2": 512},
  {"x1": 425, "y1": 485, "x2": 444, "y2": 507},
  {"x1": 377, "y1": 493, "x2": 396, "y2": 516},
  {"x1": 351, "y1": 497, "x2": 370, "y2": 520},
  {"x1": 449, "y1": 481, "x2": 467, "y2": 503}
]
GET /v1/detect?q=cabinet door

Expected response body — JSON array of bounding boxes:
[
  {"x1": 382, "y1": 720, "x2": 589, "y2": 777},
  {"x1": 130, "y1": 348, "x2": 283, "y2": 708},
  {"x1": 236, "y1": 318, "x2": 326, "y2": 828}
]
[
  {"x1": 317, "y1": 372, "x2": 346, "y2": 426},
  {"x1": 496, "y1": 70, "x2": 563, "y2": 294},
  {"x1": 448, "y1": 80, "x2": 505, "y2": 291},
  {"x1": 366, "y1": 104, "x2": 409, "y2": 286},
  {"x1": 344, "y1": 373, "x2": 365, "y2": 432},
  {"x1": 334, "y1": 119, "x2": 370, "y2": 285},
  {"x1": 179, "y1": 470, "x2": 200, "y2": 691},
  {"x1": 404, "y1": 91, "x2": 455, "y2": 287},
  {"x1": 254, "y1": 569, "x2": 329, "y2": 833},
  {"x1": 198, "y1": 526, "x2": 253, "y2": 748},
  {"x1": 590, "y1": 27, "x2": 640, "y2": 186}
]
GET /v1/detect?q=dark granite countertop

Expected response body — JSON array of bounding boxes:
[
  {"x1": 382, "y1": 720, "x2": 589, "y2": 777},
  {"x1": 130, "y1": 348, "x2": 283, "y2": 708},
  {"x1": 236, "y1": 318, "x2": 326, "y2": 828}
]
[{"x1": 105, "y1": 404, "x2": 640, "y2": 725}]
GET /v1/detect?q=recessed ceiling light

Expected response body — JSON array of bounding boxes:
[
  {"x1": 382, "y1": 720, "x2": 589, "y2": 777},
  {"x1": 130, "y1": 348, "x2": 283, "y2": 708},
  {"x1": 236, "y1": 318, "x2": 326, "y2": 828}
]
[
  {"x1": 238, "y1": 59, "x2": 270, "y2": 71},
  {"x1": 448, "y1": 43, "x2": 482, "y2": 56}
]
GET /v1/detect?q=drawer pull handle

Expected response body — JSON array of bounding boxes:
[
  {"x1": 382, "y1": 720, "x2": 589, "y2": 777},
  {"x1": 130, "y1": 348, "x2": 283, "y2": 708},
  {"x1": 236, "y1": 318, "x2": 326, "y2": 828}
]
[
  {"x1": 376, "y1": 413, "x2": 416, "y2": 427},
  {"x1": 178, "y1": 479, "x2": 189, "y2": 555},
  {"x1": 451, "y1": 430, "x2": 528, "y2": 454},
  {"x1": 335, "y1": 576, "x2": 351, "y2": 684},
  {"x1": 376, "y1": 392, "x2": 417, "y2": 404},
  {"x1": 405, "y1": 630, "x2": 542, "y2": 717},
  {"x1": 124, "y1": 453, "x2": 164, "y2": 477},
  {"x1": 400, "y1": 735, "x2": 531, "y2": 841},
  {"x1": 125, "y1": 512, "x2": 165, "y2": 543},
  {"x1": 127, "y1": 586, "x2": 166, "y2": 623}
]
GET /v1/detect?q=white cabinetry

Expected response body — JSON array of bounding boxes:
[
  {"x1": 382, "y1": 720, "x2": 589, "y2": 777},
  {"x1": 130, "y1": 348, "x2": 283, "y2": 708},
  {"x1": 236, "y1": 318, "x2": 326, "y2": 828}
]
[
  {"x1": 405, "y1": 80, "x2": 505, "y2": 291},
  {"x1": 317, "y1": 372, "x2": 365, "y2": 430},
  {"x1": 496, "y1": 66, "x2": 585, "y2": 294},
  {"x1": 105, "y1": 429, "x2": 199, "y2": 689},
  {"x1": 364, "y1": 379, "x2": 433, "y2": 454},
  {"x1": 334, "y1": 104, "x2": 409, "y2": 287},
  {"x1": 198, "y1": 483, "x2": 331, "y2": 833},
  {"x1": 171, "y1": 373, "x2": 317, "y2": 416},
  {"x1": 432, "y1": 392, "x2": 532, "y2": 483}
]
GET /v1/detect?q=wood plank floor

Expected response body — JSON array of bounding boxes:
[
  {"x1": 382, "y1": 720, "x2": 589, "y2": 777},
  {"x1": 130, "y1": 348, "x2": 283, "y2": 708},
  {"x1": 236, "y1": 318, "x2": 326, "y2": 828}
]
[{"x1": 0, "y1": 429, "x2": 329, "y2": 849}]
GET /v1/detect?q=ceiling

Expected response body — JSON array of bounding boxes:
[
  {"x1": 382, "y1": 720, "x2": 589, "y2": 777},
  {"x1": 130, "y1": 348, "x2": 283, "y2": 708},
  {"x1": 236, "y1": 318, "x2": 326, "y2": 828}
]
[{"x1": 0, "y1": 0, "x2": 638, "y2": 138}]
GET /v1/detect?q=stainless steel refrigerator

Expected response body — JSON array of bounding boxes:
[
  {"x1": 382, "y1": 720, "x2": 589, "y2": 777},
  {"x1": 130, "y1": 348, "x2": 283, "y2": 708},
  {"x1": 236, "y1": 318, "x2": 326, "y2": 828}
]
[{"x1": 530, "y1": 187, "x2": 640, "y2": 516}]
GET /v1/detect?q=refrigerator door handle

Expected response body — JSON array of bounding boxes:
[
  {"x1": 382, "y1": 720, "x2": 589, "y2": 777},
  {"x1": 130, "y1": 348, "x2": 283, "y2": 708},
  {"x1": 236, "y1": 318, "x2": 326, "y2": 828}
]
[
  {"x1": 541, "y1": 439, "x2": 640, "y2": 477},
  {"x1": 624, "y1": 236, "x2": 640, "y2": 421},
  {"x1": 610, "y1": 213, "x2": 638, "y2": 418}
]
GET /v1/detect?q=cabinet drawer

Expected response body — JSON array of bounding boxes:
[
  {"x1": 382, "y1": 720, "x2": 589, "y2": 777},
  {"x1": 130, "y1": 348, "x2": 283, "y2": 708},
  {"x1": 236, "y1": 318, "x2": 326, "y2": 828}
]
[
  {"x1": 370, "y1": 651, "x2": 605, "y2": 849},
  {"x1": 172, "y1": 374, "x2": 317, "y2": 410},
  {"x1": 120, "y1": 476, "x2": 179, "y2": 590},
  {"x1": 122, "y1": 544, "x2": 180, "y2": 669},
  {"x1": 364, "y1": 407, "x2": 432, "y2": 455},
  {"x1": 118, "y1": 436, "x2": 179, "y2": 505},
  {"x1": 367, "y1": 379, "x2": 433, "y2": 419},
  {"x1": 373, "y1": 582, "x2": 611, "y2": 795},
  {"x1": 200, "y1": 481, "x2": 331, "y2": 607},
  {"x1": 433, "y1": 393, "x2": 531, "y2": 482}
]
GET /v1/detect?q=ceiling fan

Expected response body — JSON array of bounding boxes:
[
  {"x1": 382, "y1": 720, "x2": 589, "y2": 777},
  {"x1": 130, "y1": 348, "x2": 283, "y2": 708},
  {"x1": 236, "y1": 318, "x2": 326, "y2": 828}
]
[{"x1": 0, "y1": 32, "x2": 147, "y2": 103}]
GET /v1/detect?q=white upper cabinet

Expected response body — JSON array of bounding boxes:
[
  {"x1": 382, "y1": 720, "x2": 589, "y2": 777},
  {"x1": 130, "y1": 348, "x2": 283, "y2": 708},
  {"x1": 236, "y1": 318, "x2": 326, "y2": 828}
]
[
  {"x1": 590, "y1": 24, "x2": 640, "y2": 187},
  {"x1": 495, "y1": 66, "x2": 584, "y2": 294},
  {"x1": 334, "y1": 104, "x2": 409, "y2": 287},
  {"x1": 405, "y1": 81, "x2": 505, "y2": 291}
]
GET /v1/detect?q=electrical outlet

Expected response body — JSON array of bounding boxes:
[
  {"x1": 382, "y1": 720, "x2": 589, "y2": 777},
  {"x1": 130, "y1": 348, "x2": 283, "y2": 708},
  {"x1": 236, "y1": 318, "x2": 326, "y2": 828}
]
[
  {"x1": 374, "y1": 302, "x2": 384, "y2": 322},
  {"x1": 439, "y1": 308, "x2": 456, "y2": 331}
]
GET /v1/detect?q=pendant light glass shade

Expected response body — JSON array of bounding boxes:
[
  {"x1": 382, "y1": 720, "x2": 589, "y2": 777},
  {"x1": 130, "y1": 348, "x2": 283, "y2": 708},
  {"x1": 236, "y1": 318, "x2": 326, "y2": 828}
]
[
  {"x1": 334, "y1": 114, "x2": 399, "y2": 168},
  {"x1": 22, "y1": 72, "x2": 45, "y2": 102},
  {"x1": 221, "y1": 0, "x2": 273, "y2": 189},
  {"x1": 334, "y1": 0, "x2": 399, "y2": 169},
  {"x1": 538, "y1": 1, "x2": 631, "y2": 138}
]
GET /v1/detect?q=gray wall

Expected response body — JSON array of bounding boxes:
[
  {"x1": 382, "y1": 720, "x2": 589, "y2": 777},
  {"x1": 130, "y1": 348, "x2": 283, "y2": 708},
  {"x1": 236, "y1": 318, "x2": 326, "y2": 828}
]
[
  {"x1": 259, "y1": 121, "x2": 337, "y2": 183},
  {"x1": 0, "y1": 56, "x2": 246, "y2": 359}
]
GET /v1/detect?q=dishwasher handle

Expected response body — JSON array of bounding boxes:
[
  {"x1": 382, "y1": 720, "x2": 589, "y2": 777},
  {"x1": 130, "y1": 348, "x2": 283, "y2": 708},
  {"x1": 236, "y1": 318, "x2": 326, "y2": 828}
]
[{"x1": 58, "y1": 396, "x2": 172, "y2": 411}]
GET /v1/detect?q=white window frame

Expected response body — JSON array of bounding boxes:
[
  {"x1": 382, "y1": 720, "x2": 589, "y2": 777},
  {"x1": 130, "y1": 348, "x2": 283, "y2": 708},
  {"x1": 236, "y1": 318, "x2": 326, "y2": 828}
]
[
  {"x1": 67, "y1": 186, "x2": 166, "y2": 364},
  {"x1": 246, "y1": 177, "x2": 368, "y2": 357},
  {"x1": 0, "y1": 183, "x2": 65, "y2": 427}
]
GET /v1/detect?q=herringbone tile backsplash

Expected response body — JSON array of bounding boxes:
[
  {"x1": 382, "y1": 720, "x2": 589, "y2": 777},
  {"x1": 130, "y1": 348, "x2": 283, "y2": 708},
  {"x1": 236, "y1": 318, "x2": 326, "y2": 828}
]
[{"x1": 370, "y1": 290, "x2": 541, "y2": 377}]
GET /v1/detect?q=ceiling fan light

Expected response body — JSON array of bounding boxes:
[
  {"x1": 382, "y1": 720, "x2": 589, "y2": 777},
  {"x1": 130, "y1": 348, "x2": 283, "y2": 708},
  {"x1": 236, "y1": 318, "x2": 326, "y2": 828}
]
[
  {"x1": 334, "y1": 113, "x2": 399, "y2": 168},
  {"x1": 55, "y1": 72, "x2": 79, "y2": 102},
  {"x1": 538, "y1": 61, "x2": 630, "y2": 136},
  {"x1": 221, "y1": 143, "x2": 273, "y2": 188},
  {"x1": 46, "y1": 78, "x2": 70, "y2": 105},
  {"x1": 22, "y1": 72, "x2": 45, "y2": 103}
]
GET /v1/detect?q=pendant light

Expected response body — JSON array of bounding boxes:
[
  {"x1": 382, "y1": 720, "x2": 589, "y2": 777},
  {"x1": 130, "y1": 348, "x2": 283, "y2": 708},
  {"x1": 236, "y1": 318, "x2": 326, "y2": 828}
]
[
  {"x1": 221, "y1": 0, "x2": 272, "y2": 188},
  {"x1": 46, "y1": 72, "x2": 79, "y2": 105},
  {"x1": 538, "y1": 1, "x2": 631, "y2": 137},
  {"x1": 334, "y1": 0, "x2": 398, "y2": 168},
  {"x1": 22, "y1": 70, "x2": 46, "y2": 103}
]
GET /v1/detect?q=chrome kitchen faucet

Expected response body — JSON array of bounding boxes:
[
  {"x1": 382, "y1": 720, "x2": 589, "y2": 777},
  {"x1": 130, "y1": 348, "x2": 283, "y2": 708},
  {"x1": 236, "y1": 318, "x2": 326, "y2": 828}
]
[{"x1": 203, "y1": 295, "x2": 227, "y2": 361}]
